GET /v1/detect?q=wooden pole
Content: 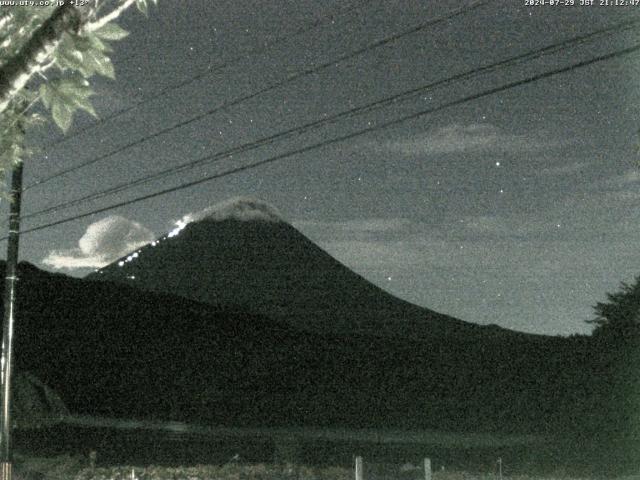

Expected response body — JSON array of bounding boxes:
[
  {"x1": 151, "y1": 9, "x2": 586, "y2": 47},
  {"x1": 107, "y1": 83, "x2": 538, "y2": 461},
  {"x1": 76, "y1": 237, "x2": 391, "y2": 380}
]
[
  {"x1": 354, "y1": 456, "x2": 363, "y2": 480},
  {"x1": 0, "y1": 160, "x2": 24, "y2": 480},
  {"x1": 423, "y1": 458, "x2": 431, "y2": 480}
]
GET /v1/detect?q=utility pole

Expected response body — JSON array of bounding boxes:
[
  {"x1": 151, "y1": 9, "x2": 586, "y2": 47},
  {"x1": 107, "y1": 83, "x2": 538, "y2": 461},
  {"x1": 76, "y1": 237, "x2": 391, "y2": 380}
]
[{"x1": 0, "y1": 149, "x2": 24, "y2": 480}]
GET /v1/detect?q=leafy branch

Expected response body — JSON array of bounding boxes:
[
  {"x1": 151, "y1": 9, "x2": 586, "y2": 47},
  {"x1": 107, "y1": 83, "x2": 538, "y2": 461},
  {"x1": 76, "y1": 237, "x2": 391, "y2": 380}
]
[{"x1": 0, "y1": 0, "x2": 157, "y2": 194}]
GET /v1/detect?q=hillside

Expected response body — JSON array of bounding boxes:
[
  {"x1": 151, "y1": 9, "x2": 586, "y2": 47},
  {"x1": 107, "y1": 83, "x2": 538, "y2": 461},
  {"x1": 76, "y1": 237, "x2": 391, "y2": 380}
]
[{"x1": 0, "y1": 262, "x2": 585, "y2": 434}]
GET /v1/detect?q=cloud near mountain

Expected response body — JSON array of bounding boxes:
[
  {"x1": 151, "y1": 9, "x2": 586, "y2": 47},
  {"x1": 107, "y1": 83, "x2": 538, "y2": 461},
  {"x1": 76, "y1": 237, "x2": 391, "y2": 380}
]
[{"x1": 42, "y1": 215, "x2": 155, "y2": 270}]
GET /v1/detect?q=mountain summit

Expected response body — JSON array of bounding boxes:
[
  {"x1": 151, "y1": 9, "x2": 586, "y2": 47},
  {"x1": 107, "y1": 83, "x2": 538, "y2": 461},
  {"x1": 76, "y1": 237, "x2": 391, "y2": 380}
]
[
  {"x1": 180, "y1": 197, "x2": 284, "y2": 224},
  {"x1": 89, "y1": 198, "x2": 526, "y2": 341}
]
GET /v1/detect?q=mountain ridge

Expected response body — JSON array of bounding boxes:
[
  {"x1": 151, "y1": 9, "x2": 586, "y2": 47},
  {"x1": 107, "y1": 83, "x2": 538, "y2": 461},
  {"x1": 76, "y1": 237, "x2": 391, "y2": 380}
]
[{"x1": 88, "y1": 205, "x2": 541, "y2": 342}]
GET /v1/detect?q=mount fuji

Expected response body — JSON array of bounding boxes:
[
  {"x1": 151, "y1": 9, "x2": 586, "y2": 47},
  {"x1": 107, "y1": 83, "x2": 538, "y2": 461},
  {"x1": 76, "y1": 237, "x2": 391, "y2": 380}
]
[{"x1": 88, "y1": 198, "x2": 524, "y2": 341}]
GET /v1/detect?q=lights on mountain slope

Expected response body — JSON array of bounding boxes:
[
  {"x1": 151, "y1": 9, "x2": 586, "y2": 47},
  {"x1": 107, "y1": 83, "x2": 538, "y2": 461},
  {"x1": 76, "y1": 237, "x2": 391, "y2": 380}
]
[
  {"x1": 105, "y1": 201, "x2": 283, "y2": 274},
  {"x1": 168, "y1": 219, "x2": 187, "y2": 238}
]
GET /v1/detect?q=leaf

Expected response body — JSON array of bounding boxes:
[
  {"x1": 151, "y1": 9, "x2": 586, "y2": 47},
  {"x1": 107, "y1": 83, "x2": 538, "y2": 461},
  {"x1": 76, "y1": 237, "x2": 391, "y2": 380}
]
[
  {"x1": 51, "y1": 101, "x2": 74, "y2": 133},
  {"x1": 39, "y1": 84, "x2": 52, "y2": 109},
  {"x1": 87, "y1": 49, "x2": 115, "y2": 79},
  {"x1": 72, "y1": 94, "x2": 98, "y2": 119},
  {"x1": 100, "y1": 57, "x2": 116, "y2": 79},
  {"x1": 56, "y1": 33, "x2": 92, "y2": 75},
  {"x1": 93, "y1": 23, "x2": 129, "y2": 41},
  {"x1": 67, "y1": 33, "x2": 93, "y2": 53},
  {"x1": 87, "y1": 33, "x2": 113, "y2": 53},
  {"x1": 136, "y1": 0, "x2": 149, "y2": 16},
  {"x1": 54, "y1": 76, "x2": 90, "y2": 98},
  {"x1": 57, "y1": 45, "x2": 85, "y2": 72},
  {"x1": 44, "y1": 76, "x2": 97, "y2": 132}
]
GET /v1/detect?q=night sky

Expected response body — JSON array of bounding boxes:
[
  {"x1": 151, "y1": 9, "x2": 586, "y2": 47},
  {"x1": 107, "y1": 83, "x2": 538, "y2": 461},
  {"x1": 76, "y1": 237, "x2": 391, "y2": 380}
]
[{"x1": 8, "y1": 0, "x2": 640, "y2": 336}]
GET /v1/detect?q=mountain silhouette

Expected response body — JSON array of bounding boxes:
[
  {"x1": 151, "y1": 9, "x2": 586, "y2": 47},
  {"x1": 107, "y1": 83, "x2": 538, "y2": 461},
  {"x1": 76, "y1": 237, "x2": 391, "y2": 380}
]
[
  {"x1": 89, "y1": 198, "x2": 527, "y2": 342},
  {"x1": 0, "y1": 262, "x2": 583, "y2": 435}
]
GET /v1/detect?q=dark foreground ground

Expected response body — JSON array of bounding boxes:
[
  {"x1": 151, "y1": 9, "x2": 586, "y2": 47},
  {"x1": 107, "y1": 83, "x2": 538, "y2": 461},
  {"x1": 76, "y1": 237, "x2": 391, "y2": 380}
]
[
  {"x1": 11, "y1": 423, "x2": 614, "y2": 478},
  {"x1": 12, "y1": 453, "x2": 640, "y2": 480}
]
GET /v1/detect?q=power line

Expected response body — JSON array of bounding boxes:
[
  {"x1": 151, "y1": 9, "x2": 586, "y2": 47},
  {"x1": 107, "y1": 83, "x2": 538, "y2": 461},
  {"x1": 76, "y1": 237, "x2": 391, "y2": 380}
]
[
  {"x1": 25, "y1": 0, "x2": 494, "y2": 191},
  {"x1": 34, "y1": 0, "x2": 372, "y2": 155},
  {"x1": 8, "y1": 42, "x2": 640, "y2": 242},
  {"x1": 19, "y1": 17, "x2": 640, "y2": 222}
]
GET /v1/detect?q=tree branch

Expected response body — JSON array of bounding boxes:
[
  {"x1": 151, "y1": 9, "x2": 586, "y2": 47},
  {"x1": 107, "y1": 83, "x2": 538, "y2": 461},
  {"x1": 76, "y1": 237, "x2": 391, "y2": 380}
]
[
  {"x1": 36, "y1": 59, "x2": 57, "y2": 80},
  {"x1": 84, "y1": 0, "x2": 136, "y2": 33},
  {"x1": 0, "y1": 3, "x2": 81, "y2": 115}
]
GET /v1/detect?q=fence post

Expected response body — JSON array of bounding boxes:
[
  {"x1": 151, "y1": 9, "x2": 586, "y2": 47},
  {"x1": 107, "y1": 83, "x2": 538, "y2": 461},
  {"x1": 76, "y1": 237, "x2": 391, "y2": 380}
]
[
  {"x1": 423, "y1": 458, "x2": 431, "y2": 480},
  {"x1": 355, "y1": 456, "x2": 363, "y2": 480}
]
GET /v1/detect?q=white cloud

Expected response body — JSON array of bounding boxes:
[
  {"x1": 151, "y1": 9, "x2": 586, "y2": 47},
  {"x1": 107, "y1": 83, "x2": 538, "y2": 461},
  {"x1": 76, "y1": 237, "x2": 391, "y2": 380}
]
[
  {"x1": 42, "y1": 215, "x2": 155, "y2": 270},
  {"x1": 385, "y1": 123, "x2": 560, "y2": 156}
]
